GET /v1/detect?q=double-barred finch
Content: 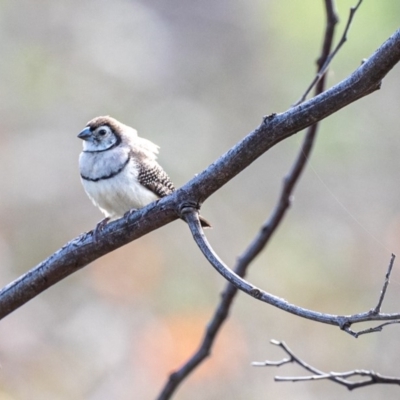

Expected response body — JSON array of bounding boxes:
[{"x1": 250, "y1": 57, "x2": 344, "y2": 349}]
[{"x1": 78, "y1": 116, "x2": 211, "y2": 228}]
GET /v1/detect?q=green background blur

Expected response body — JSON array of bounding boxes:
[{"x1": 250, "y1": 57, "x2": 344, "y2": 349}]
[{"x1": 1, "y1": 1, "x2": 400, "y2": 399}]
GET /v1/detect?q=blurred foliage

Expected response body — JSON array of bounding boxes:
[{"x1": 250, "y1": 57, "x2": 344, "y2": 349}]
[{"x1": 1, "y1": 1, "x2": 400, "y2": 399}]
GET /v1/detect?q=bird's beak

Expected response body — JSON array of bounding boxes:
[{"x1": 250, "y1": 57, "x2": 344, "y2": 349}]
[{"x1": 77, "y1": 127, "x2": 92, "y2": 140}]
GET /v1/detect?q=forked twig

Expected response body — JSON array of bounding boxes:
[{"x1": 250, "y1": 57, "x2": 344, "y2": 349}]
[
  {"x1": 253, "y1": 340, "x2": 400, "y2": 389},
  {"x1": 353, "y1": 320, "x2": 400, "y2": 337},
  {"x1": 341, "y1": 254, "x2": 397, "y2": 338}
]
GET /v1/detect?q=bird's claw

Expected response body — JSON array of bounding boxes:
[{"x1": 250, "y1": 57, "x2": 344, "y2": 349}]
[
  {"x1": 93, "y1": 217, "x2": 110, "y2": 241},
  {"x1": 123, "y1": 208, "x2": 138, "y2": 219}
]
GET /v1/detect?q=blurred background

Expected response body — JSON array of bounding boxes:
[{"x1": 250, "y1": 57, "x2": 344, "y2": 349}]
[{"x1": 0, "y1": 0, "x2": 400, "y2": 399}]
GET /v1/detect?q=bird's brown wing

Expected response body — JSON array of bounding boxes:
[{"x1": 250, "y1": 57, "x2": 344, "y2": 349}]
[
  {"x1": 138, "y1": 161, "x2": 175, "y2": 198},
  {"x1": 138, "y1": 159, "x2": 211, "y2": 228}
]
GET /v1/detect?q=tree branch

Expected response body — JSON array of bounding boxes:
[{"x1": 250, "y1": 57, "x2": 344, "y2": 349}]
[
  {"x1": 183, "y1": 209, "x2": 399, "y2": 334},
  {"x1": 1, "y1": 28, "x2": 400, "y2": 320},
  {"x1": 253, "y1": 340, "x2": 400, "y2": 389}
]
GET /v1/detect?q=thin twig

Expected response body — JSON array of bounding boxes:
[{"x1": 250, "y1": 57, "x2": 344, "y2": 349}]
[
  {"x1": 294, "y1": 0, "x2": 363, "y2": 106},
  {"x1": 374, "y1": 253, "x2": 395, "y2": 314},
  {"x1": 352, "y1": 320, "x2": 400, "y2": 337},
  {"x1": 253, "y1": 340, "x2": 400, "y2": 389}
]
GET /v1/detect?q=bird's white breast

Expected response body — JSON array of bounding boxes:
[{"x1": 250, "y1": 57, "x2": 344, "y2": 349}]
[{"x1": 79, "y1": 148, "x2": 159, "y2": 220}]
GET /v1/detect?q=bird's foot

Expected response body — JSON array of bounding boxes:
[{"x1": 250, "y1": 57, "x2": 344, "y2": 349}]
[
  {"x1": 93, "y1": 217, "x2": 110, "y2": 241},
  {"x1": 123, "y1": 208, "x2": 138, "y2": 220}
]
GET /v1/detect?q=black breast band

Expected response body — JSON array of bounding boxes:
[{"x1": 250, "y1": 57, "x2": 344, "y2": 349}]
[{"x1": 81, "y1": 156, "x2": 130, "y2": 182}]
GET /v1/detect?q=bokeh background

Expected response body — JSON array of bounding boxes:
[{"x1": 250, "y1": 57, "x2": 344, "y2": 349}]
[{"x1": 1, "y1": 1, "x2": 400, "y2": 399}]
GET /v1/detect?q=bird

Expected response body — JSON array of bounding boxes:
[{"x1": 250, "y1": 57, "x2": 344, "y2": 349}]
[{"x1": 78, "y1": 116, "x2": 211, "y2": 231}]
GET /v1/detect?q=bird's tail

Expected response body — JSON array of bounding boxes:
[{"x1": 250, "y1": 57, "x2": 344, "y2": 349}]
[{"x1": 199, "y1": 215, "x2": 212, "y2": 228}]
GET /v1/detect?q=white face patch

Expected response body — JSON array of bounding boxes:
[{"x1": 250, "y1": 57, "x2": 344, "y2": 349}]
[{"x1": 82, "y1": 125, "x2": 119, "y2": 152}]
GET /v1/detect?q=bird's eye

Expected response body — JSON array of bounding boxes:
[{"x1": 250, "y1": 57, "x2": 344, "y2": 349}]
[{"x1": 98, "y1": 128, "x2": 107, "y2": 136}]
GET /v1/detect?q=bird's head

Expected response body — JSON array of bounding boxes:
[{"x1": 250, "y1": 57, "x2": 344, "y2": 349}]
[
  {"x1": 78, "y1": 116, "x2": 138, "y2": 153},
  {"x1": 78, "y1": 116, "x2": 159, "y2": 159}
]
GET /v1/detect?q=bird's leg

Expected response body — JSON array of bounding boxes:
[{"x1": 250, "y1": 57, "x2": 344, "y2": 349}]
[{"x1": 93, "y1": 217, "x2": 110, "y2": 241}]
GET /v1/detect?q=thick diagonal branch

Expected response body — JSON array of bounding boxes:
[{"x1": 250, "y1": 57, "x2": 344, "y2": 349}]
[{"x1": 0, "y1": 28, "x2": 400, "y2": 320}]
